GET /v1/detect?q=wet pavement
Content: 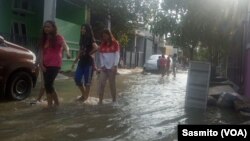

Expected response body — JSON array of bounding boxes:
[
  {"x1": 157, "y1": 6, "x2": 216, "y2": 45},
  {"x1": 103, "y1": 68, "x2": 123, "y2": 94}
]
[{"x1": 0, "y1": 70, "x2": 249, "y2": 141}]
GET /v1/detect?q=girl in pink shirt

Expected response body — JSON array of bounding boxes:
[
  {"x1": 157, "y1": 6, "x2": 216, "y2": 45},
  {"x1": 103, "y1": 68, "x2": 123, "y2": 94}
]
[{"x1": 39, "y1": 20, "x2": 71, "y2": 108}]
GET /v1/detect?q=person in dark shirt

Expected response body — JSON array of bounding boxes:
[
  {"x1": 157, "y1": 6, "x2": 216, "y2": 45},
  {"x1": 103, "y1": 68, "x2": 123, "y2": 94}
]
[{"x1": 72, "y1": 24, "x2": 98, "y2": 102}]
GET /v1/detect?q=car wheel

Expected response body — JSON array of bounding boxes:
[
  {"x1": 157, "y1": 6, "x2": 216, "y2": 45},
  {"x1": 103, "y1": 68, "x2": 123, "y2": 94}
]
[{"x1": 7, "y1": 72, "x2": 32, "y2": 100}]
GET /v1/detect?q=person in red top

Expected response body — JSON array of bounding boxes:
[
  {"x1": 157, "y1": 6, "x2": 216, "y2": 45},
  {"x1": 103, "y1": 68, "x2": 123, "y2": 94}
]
[
  {"x1": 98, "y1": 29, "x2": 120, "y2": 104},
  {"x1": 166, "y1": 56, "x2": 171, "y2": 76},
  {"x1": 159, "y1": 54, "x2": 167, "y2": 77},
  {"x1": 39, "y1": 20, "x2": 71, "y2": 108}
]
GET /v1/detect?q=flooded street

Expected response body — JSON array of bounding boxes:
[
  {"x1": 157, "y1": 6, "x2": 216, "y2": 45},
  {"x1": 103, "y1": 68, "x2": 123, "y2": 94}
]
[{"x1": 0, "y1": 71, "x2": 249, "y2": 141}]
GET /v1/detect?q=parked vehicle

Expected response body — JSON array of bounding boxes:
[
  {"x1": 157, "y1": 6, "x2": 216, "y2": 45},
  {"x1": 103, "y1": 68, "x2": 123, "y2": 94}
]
[
  {"x1": 0, "y1": 36, "x2": 39, "y2": 100},
  {"x1": 143, "y1": 54, "x2": 172, "y2": 73}
]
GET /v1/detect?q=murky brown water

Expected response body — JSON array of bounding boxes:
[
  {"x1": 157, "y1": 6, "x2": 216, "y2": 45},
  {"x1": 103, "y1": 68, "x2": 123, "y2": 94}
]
[{"x1": 0, "y1": 71, "x2": 249, "y2": 141}]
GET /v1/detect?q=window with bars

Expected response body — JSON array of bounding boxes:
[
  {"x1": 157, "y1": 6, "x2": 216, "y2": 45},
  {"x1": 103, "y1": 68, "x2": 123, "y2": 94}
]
[
  {"x1": 12, "y1": 0, "x2": 33, "y2": 16},
  {"x1": 11, "y1": 22, "x2": 27, "y2": 45},
  {"x1": 13, "y1": 0, "x2": 30, "y2": 10}
]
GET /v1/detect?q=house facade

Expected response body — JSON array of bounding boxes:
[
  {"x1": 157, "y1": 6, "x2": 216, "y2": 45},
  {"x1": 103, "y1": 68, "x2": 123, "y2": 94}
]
[
  {"x1": 225, "y1": 0, "x2": 250, "y2": 97},
  {"x1": 0, "y1": 0, "x2": 44, "y2": 48},
  {"x1": 124, "y1": 28, "x2": 155, "y2": 68},
  {"x1": 0, "y1": 0, "x2": 90, "y2": 71}
]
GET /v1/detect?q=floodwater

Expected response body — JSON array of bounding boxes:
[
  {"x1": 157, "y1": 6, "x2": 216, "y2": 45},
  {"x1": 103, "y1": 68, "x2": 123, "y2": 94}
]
[{"x1": 0, "y1": 71, "x2": 249, "y2": 141}]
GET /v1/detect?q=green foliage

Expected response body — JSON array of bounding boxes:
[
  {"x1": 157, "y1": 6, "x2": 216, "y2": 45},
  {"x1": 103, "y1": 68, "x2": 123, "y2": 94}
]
[
  {"x1": 87, "y1": 0, "x2": 159, "y2": 47},
  {"x1": 154, "y1": 0, "x2": 247, "y2": 62}
]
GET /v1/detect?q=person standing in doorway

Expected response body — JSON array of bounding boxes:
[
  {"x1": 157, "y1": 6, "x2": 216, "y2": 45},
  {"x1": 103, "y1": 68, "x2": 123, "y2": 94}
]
[
  {"x1": 39, "y1": 20, "x2": 71, "y2": 108},
  {"x1": 72, "y1": 24, "x2": 98, "y2": 102},
  {"x1": 98, "y1": 29, "x2": 120, "y2": 104}
]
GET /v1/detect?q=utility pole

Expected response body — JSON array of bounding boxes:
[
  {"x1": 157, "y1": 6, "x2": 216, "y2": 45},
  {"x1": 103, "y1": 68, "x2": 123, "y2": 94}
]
[
  {"x1": 247, "y1": 1, "x2": 250, "y2": 48},
  {"x1": 43, "y1": 0, "x2": 57, "y2": 22},
  {"x1": 107, "y1": 15, "x2": 111, "y2": 30},
  {"x1": 107, "y1": 0, "x2": 111, "y2": 30}
]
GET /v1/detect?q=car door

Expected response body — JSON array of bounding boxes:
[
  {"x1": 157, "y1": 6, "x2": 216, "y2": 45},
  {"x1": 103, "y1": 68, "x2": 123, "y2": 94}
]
[{"x1": 0, "y1": 41, "x2": 6, "y2": 95}]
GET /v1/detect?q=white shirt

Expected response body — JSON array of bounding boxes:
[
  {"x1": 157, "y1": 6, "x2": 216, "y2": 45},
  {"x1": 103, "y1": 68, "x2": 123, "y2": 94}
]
[
  {"x1": 100, "y1": 51, "x2": 120, "y2": 69},
  {"x1": 99, "y1": 41, "x2": 120, "y2": 69}
]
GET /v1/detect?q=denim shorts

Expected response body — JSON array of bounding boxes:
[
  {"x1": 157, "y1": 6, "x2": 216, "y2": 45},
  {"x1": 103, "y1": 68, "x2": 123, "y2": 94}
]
[{"x1": 74, "y1": 63, "x2": 93, "y2": 86}]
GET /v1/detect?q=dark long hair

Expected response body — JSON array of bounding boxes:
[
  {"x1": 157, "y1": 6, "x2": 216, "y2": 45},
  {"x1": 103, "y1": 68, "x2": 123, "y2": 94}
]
[
  {"x1": 79, "y1": 24, "x2": 95, "y2": 47},
  {"x1": 101, "y1": 29, "x2": 116, "y2": 47},
  {"x1": 39, "y1": 20, "x2": 57, "y2": 48}
]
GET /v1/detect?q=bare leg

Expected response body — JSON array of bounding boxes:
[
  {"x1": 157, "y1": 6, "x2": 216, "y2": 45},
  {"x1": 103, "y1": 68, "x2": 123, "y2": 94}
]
[
  {"x1": 108, "y1": 71, "x2": 117, "y2": 102},
  {"x1": 173, "y1": 66, "x2": 176, "y2": 77},
  {"x1": 98, "y1": 71, "x2": 107, "y2": 104},
  {"x1": 85, "y1": 85, "x2": 91, "y2": 100},
  {"x1": 160, "y1": 68, "x2": 164, "y2": 77},
  {"x1": 37, "y1": 69, "x2": 45, "y2": 102},
  {"x1": 77, "y1": 86, "x2": 86, "y2": 101},
  {"x1": 37, "y1": 87, "x2": 45, "y2": 101},
  {"x1": 52, "y1": 91, "x2": 59, "y2": 106},
  {"x1": 46, "y1": 94, "x2": 53, "y2": 108},
  {"x1": 77, "y1": 85, "x2": 91, "y2": 101}
]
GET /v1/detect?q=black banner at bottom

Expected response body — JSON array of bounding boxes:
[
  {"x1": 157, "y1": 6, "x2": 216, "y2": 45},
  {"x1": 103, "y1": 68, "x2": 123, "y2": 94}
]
[{"x1": 178, "y1": 125, "x2": 250, "y2": 141}]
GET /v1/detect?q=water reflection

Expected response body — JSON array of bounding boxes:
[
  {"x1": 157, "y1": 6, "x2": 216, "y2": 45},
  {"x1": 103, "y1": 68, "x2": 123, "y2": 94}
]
[{"x1": 0, "y1": 72, "x2": 249, "y2": 141}]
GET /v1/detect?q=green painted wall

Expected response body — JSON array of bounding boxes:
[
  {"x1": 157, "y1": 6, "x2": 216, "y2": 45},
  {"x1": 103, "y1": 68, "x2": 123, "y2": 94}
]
[
  {"x1": 56, "y1": 0, "x2": 86, "y2": 25},
  {"x1": 0, "y1": 0, "x2": 43, "y2": 39},
  {"x1": 0, "y1": 0, "x2": 11, "y2": 33},
  {"x1": 56, "y1": 18, "x2": 81, "y2": 71},
  {"x1": 27, "y1": 0, "x2": 44, "y2": 38},
  {"x1": 56, "y1": 0, "x2": 88, "y2": 71},
  {"x1": 56, "y1": 18, "x2": 81, "y2": 45},
  {"x1": 0, "y1": 0, "x2": 89, "y2": 71}
]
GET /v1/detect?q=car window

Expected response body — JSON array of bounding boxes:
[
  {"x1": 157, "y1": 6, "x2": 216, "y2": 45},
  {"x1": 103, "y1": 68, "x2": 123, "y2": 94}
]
[
  {"x1": 149, "y1": 55, "x2": 169, "y2": 60},
  {"x1": 149, "y1": 55, "x2": 161, "y2": 60}
]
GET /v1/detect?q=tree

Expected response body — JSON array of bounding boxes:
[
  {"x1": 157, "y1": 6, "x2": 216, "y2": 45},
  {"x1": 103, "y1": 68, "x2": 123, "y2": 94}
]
[
  {"x1": 154, "y1": 0, "x2": 245, "y2": 63},
  {"x1": 87, "y1": 0, "x2": 159, "y2": 47}
]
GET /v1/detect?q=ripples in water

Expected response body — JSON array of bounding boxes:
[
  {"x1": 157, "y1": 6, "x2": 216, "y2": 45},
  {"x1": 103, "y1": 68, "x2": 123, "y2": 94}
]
[{"x1": 0, "y1": 72, "x2": 249, "y2": 141}]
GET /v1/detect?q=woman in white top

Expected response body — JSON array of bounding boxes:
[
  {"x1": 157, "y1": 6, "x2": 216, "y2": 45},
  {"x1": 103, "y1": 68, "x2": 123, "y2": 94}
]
[{"x1": 98, "y1": 29, "x2": 120, "y2": 104}]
